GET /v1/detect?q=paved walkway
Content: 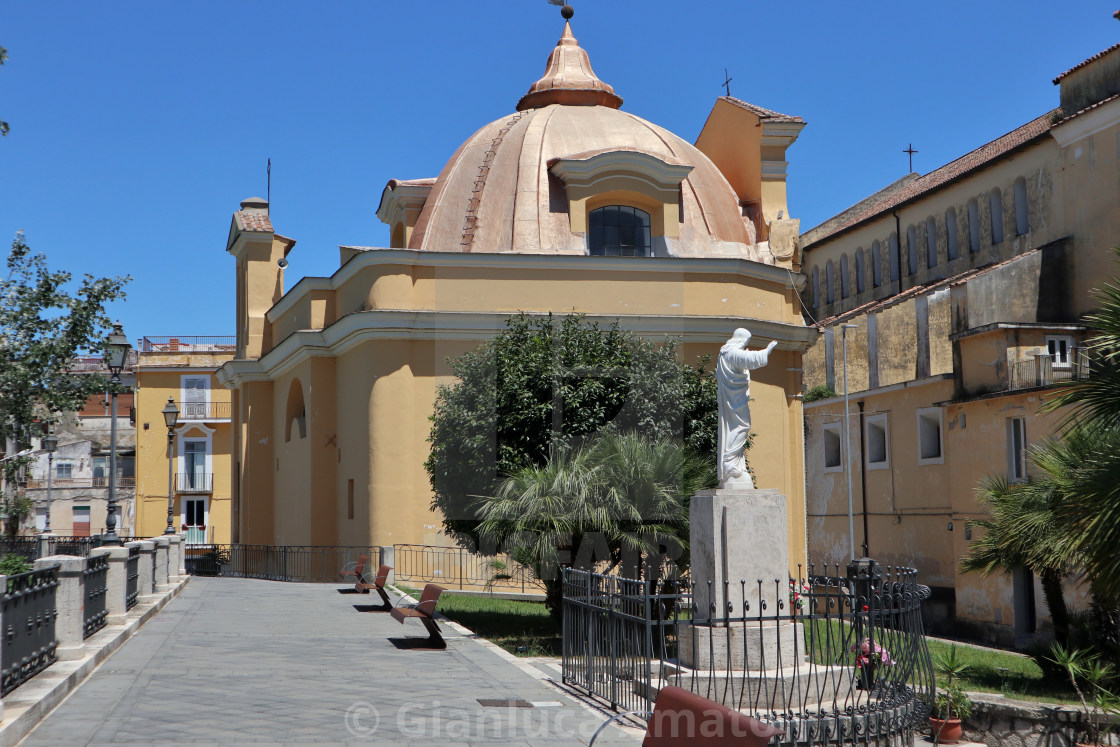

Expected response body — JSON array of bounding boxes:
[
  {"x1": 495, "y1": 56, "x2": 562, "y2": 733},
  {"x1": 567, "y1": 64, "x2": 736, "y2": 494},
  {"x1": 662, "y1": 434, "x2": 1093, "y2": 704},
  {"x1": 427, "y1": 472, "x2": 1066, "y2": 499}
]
[{"x1": 19, "y1": 577, "x2": 638, "y2": 746}]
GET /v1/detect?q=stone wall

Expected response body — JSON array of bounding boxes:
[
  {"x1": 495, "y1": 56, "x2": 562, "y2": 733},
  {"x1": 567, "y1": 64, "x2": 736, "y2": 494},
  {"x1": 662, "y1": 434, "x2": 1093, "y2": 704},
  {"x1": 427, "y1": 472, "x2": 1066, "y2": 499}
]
[{"x1": 964, "y1": 693, "x2": 1115, "y2": 747}]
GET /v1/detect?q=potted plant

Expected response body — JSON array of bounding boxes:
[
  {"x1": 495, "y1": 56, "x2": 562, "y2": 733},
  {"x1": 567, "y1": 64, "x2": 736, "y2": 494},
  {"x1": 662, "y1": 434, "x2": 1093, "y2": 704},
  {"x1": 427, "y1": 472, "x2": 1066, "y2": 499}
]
[
  {"x1": 931, "y1": 644, "x2": 973, "y2": 744},
  {"x1": 1048, "y1": 644, "x2": 1120, "y2": 747}
]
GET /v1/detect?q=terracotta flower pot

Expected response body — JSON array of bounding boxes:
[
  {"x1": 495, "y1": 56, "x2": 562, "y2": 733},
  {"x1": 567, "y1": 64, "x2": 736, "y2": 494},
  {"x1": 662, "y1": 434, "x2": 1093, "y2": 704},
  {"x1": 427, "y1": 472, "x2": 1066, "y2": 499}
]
[{"x1": 930, "y1": 717, "x2": 963, "y2": 744}]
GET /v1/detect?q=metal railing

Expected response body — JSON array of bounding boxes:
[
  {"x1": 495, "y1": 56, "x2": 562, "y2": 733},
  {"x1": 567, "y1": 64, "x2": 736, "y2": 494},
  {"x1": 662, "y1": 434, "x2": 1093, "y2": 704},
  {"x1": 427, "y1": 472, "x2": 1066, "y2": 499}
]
[
  {"x1": 1008, "y1": 349, "x2": 1089, "y2": 391},
  {"x1": 0, "y1": 538, "x2": 40, "y2": 564},
  {"x1": 83, "y1": 554, "x2": 109, "y2": 639},
  {"x1": 175, "y1": 473, "x2": 214, "y2": 493},
  {"x1": 45, "y1": 535, "x2": 133, "y2": 558},
  {"x1": 25, "y1": 476, "x2": 136, "y2": 489},
  {"x1": 393, "y1": 544, "x2": 542, "y2": 592},
  {"x1": 140, "y1": 336, "x2": 235, "y2": 352},
  {"x1": 1, "y1": 566, "x2": 59, "y2": 695},
  {"x1": 126, "y1": 545, "x2": 139, "y2": 610},
  {"x1": 178, "y1": 401, "x2": 232, "y2": 420},
  {"x1": 562, "y1": 560, "x2": 934, "y2": 746},
  {"x1": 185, "y1": 545, "x2": 382, "y2": 583}
]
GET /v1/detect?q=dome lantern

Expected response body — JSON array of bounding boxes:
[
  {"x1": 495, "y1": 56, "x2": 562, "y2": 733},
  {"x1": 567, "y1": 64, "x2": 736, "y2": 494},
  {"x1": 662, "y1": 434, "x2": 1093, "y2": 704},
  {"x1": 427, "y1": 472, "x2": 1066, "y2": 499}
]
[{"x1": 516, "y1": 20, "x2": 623, "y2": 111}]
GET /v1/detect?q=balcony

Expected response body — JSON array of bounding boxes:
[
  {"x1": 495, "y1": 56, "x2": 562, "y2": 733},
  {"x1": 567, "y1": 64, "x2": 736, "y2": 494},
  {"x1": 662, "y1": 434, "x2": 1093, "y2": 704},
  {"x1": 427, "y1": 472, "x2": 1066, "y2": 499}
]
[
  {"x1": 178, "y1": 401, "x2": 232, "y2": 421},
  {"x1": 141, "y1": 336, "x2": 235, "y2": 353},
  {"x1": 24, "y1": 477, "x2": 135, "y2": 490},
  {"x1": 1008, "y1": 348, "x2": 1090, "y2": 392},
  {"x1": 175, "y1": 473, "x2": 214, "y2": 494}
]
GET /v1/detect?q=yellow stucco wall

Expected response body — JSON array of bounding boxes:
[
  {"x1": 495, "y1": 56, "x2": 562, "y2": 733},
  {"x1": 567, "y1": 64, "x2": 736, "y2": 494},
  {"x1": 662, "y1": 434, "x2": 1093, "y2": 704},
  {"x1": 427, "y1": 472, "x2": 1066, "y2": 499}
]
[{"x1": 135, "y1": 353, "x2": 234, "y2": 543}]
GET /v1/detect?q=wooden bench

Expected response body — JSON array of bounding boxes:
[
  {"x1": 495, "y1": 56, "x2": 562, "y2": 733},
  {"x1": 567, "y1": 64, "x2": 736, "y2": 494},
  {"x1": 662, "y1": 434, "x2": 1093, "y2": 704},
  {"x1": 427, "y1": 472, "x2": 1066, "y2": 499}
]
[
  {"x1": 356, "y1": 564, "x2": 394, "y2": 610},
  {"x1": 389, "y1": 583, "x2": 446, "y2": 648},
  {"x1": 588, "y1": 685, "x2": 785, "y2": 746},
  {"x1": 339, "y1": 554, "x2": 369, "y2": 592}
]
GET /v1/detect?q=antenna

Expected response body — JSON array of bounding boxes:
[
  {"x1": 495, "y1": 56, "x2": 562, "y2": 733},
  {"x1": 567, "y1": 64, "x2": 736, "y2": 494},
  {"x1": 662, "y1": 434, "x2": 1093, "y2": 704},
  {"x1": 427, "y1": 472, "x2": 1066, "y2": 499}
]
[{"x1": 267, "y1": 158, "x2": 271, "y2": 214}]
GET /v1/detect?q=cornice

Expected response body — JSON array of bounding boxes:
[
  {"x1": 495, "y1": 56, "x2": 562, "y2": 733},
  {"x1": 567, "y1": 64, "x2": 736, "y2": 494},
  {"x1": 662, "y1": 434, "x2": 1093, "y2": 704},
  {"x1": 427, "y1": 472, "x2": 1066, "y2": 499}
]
[
  {"x1": 265, "y1": 249, "x2": 803, "y2": 323},
  {"x1": 219, "y1": 309, "x2": 817, "y2": 387}
]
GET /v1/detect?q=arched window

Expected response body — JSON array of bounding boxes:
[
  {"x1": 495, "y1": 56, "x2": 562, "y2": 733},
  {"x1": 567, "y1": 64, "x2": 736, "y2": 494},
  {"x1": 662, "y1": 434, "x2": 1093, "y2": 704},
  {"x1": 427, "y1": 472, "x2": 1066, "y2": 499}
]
[
  {"x1": 285, "y1": 379, "x2": 306, "y2": 442},
  {"x1": 889, "y1": 233, "x2": 900, "y2": 282},
  {"x1": 811, "y1": 266, "x2": 820, "y2": 308},
  {"x1": 967, "y1": 199, "x2": 981, "y2": 252},
  {"x1": 906, "y1": 225, "x2": 919, "y2": 274},
  {"x1": 826, "y1": 260, "x2": 835, "y2": 304},
  {"x1": 855, "y1": 248, "x2": 866, "y2": 293},
  {"x1": 588, "y1": 205, "x2": 651, "y2": 257},
  {"x1": 945, "y1": 208, "x2": 959, "y2": 260},
  {"x1": 926, "y1": 217, "x2": 938, "y2": 268},
  {"x1": 989, "y1": 188, "x2": 1004, "y2": 245},
  {"x1": 840, "y1": 255, "x2": 850, "y2": 299},
  {"x1": 871, "y1": 240, "x2": 883, "y2": 287},
  {"x1": 1014, "y1": 177, "x2": 1029, "y2": 236}
]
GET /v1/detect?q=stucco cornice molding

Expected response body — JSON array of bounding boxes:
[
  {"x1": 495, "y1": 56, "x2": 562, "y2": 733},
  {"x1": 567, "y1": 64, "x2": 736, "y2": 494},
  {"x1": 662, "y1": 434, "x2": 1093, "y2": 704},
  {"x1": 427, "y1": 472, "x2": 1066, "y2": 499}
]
[
  {"x1": 1051, "y1": 96, "x2": 1120, "y2": 147},
  {"x1": 548, "y1": 149, "x2": 694, "y2": 202},
  {"x1": 265, "y1": 249, "x2": 804, "y2": 324},
  {"x1": 234, "y1": 309, "x2": 817, "y2": 385}
]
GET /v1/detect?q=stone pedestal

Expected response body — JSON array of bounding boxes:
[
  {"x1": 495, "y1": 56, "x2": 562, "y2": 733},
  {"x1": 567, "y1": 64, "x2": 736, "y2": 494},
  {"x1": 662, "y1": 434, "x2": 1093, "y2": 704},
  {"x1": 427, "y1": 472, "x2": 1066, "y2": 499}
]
[
  {"x1": 34, "y1": 555, "x2": 85, "y2": 661},
  {"x1": 683, "y1": 488, "x2": 791, "y2": 673},
  {"x1": 137, "y1": 541, "x2": 156, "y2": 600},
  {"x1": 152, "y1": 537, "x2": 170, "y2": 591},
  {"x1": 103, "y1": 546, "x2": 130, "y2": 624},
  {"x1": 166, "y1": 535, "x2": 182, "y2": 582}
]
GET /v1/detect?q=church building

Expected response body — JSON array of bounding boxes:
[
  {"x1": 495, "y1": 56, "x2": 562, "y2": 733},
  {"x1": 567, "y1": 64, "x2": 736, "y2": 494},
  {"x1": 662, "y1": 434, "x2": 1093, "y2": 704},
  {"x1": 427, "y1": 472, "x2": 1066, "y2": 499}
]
[{"x1": 217, "y1": 11, "x2": 815, "y2": 577}]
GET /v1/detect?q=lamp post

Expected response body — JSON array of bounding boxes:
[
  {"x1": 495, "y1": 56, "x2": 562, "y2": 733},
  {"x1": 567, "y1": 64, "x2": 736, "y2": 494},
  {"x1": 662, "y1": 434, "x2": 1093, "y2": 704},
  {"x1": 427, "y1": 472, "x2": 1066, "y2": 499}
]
[
  {"x1": 103, "y1": 322, "x2": 131, "y2": 546},
  {"x1": 41, "y1": 431, "x2": 58, "y2": 535},
  {"x1": 841, "y1": 323, "x2": 859, "y2": 561},
  {"x1": 162, "y1": 398, "x2": 179, "y2": 534}
]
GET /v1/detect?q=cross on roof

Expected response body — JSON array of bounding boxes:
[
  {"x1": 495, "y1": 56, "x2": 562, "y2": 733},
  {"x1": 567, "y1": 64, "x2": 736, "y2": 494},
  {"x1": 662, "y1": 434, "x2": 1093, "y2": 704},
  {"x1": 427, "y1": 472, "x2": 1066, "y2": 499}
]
[
  {"x1": 904, "y1": 143, "x2": 918, "y2": 173},
  {"x1": 723, "y1": 68, "x2": 733, "y2": 97}
]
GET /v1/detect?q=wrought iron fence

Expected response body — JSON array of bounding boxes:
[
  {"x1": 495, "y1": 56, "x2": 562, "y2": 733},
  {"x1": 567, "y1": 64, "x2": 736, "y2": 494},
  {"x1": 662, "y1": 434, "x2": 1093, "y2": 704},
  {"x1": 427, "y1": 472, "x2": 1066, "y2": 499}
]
[
  {"x1": 185, "y1": 545, "x2": 382, "y2": 583},
  {"x1": 45, "y1": 535, "x2": 133, "y2": 558},
  {"x1": 126, "y1": 545, "x2": 139, "y2": 610},
  {"x1": 179, "y1": 401, "x2": 231, "y2": 420},
  {"x1": 562, "y1": 560, "x2": 934, "y2": 746},
  {"x1": 0, "y1": 538, "x2": 40, "y2": 564},
  {"x1": 393, "y1": 544, "x2": 542, "y2": 592},
  {"x1": 140, "y1": 336, "x2": 236, "y2": 352},
  {"x1": 83, "y1": 553, "x2": 109, "y2": 639},
  {"x1": 1, "y1": 565, "x2": 59, "y2": 695},
  {"x1": 1008, "y1": 348, "x2": 1089, "y2": 391},
  {"x1": 175, "y1": 473, "x2": 214, "y2": 493}
]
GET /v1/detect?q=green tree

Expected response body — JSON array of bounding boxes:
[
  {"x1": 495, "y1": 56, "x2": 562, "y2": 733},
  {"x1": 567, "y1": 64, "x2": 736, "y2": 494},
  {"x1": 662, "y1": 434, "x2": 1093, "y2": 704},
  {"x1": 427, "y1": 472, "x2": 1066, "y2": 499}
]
[
  {"x1": 960, "y1": 474, "x2": 1074, "y2": 646},
  {"x1": 426, "y1": 313, "x2": 720, "y2": 545},
  {"x1": 0, "y1": 233, "x2": 130, "y2": 534},
  {"x1": 476, "y1": 431, "x2": 714, "y2": 615}
]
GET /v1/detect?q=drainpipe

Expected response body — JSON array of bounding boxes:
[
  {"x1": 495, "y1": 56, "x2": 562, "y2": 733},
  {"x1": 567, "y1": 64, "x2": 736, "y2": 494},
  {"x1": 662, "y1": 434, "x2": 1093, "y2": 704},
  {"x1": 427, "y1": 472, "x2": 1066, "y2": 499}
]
[{"x1": 858, "y1": 400, "x2": 870, "y2": 558}]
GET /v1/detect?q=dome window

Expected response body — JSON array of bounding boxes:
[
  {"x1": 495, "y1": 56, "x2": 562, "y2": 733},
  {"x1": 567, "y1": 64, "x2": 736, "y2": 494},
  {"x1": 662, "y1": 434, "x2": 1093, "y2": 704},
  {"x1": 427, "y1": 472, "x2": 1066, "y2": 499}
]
[{"x1": 588, "y1": 205, "x2": 651, "y2": 257}]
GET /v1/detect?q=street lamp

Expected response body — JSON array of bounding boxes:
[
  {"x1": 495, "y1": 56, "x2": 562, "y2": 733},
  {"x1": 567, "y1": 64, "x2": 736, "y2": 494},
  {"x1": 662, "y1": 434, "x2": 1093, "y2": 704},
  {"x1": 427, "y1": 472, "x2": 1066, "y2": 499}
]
[
  {"x1": 103, "y1": 322, "x2": 130, "y2": 546},
  {"x1": 41, "y1": 431, "x2": 58, "y2": 535},
  {"x1": 841, "y1": 323, "x2": 859, "y2": 561},
  {"x1": 162, "y1": 398, "x2": 179, "y2": 534}
]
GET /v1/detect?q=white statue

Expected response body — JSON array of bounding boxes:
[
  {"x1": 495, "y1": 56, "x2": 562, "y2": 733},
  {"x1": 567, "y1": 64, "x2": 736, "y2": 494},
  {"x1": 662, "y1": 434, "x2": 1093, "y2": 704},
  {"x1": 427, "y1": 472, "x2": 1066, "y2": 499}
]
[{"x1": 717, "y1": 328, "x2": 777, "y2": 488}]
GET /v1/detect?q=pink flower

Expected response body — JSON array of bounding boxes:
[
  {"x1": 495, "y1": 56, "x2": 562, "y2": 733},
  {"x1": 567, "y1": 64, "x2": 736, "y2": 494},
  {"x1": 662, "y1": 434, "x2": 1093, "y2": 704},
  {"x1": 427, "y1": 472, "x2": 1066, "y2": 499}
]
[{"x1": 851, "y1": 638, "x2": 895, "y2": 668}]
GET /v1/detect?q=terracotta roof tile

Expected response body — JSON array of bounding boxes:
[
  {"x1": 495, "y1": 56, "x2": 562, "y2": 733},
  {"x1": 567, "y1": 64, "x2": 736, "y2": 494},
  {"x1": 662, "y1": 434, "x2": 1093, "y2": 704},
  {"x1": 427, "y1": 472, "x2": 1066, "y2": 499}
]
[
  {"x1": 721, "y1": 96, "x2": 804, "y2": 123},
  {"x1": 1053, "y1": 42, "x2": 1120, "y2": 83},
  {"x1": 804, "y1": 112, "x2": 1054, "y2": 245},
  {"x1": 235, "y1": 211, "x2": 273, "y2": 233}
]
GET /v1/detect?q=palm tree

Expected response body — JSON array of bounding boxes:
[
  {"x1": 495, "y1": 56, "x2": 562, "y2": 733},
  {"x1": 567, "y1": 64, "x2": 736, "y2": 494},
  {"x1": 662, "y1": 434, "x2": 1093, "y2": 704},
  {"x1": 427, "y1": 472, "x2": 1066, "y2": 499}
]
[
  {"x1": 476, "y1": 431, "x2": 715, "y2": 616},
  {"x1": 960, "y1": 474, "x2": 1073, "y2": 646}
]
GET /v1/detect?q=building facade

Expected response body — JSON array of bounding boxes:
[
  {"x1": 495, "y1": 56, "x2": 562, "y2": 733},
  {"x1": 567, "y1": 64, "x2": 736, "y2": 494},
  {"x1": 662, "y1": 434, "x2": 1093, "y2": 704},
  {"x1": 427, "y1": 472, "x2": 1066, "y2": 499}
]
[
  {"x1": 217, "y1": 15, "x2": 816, "y2": 577},
  {"x1": 22, "y1": 355, "x2": 136, "y2": 537},
  {"x1": 799, "y1": 44, "x2": 1120, "y2": 644},
  {"x1": 134, "y1": 336, "x2": 234, "y2": 544}
]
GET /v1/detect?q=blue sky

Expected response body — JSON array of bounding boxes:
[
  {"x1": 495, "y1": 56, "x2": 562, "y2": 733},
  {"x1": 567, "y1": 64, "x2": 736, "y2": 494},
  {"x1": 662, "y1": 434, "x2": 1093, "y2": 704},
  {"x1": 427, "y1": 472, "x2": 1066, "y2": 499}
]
[{"x1": 1, "y1": 2, "x2": 1116, "y2": 342}]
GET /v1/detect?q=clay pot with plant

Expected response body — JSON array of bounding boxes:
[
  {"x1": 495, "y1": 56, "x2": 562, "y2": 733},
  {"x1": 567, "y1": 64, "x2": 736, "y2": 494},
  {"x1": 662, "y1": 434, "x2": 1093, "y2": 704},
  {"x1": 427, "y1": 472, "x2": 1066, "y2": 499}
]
[
  {"x1": 931, "y1": 644, "x2": 973, "y2": 745},
  {"x1": 1048, "y1": 644, "x2": 1120, "y2": 747}
]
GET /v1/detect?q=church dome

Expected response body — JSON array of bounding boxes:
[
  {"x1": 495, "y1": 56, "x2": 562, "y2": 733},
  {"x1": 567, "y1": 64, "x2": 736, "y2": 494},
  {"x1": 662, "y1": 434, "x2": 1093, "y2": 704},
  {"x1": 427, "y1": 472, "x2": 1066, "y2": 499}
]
[{"x1": 400, "y1": 20, "x2": 756, "y2": 258}]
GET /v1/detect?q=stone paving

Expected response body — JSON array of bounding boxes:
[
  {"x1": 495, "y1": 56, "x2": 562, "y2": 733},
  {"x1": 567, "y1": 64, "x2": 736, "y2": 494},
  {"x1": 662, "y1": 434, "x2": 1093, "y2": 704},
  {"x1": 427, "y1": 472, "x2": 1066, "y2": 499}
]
[{"x1": 19, "y1": 577, "x2": 640, "y2": 746}]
